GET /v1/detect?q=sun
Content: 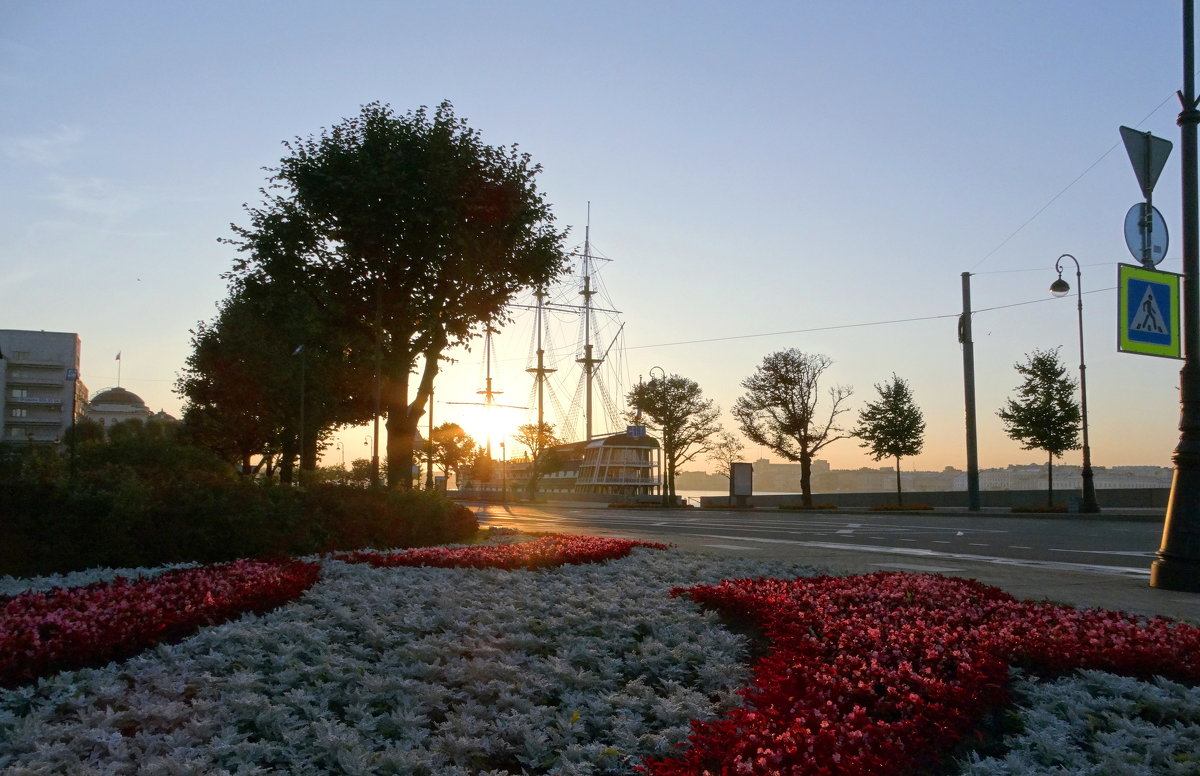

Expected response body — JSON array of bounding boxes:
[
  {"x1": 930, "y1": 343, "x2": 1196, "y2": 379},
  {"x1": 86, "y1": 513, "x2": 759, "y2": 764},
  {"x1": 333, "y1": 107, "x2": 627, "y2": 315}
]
[{"x1": 440, "y1": 403, "x2": 527, "y2": 460}]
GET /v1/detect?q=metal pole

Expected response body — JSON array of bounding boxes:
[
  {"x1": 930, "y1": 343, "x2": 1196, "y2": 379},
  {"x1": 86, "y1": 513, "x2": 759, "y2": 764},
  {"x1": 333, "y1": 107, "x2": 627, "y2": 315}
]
[
  {"x1": 426, "y1": 389, "x2": 434, "y2": 490},
  {"x1": 371, "y1": 276, "x2": 382, "y2": 487},
  {"x1": 1154, "y1": 0, "x2": 1200, "y2": 591},
  {"x1": 298, "y1": 346, "x2": 305, "y2": 478},
  {"x1": 1054, "y1": 255, "x2": 1099, "y2": 512},
  {"x1": 960, "y1": 272, "x2": 981, "y2": 510}
]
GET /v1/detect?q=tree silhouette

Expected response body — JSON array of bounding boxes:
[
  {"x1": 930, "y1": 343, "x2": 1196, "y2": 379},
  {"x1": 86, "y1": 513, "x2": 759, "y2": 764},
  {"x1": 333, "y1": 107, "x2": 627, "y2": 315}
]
[
  {"x1": 733, "y1": 350, "x2": 852, "y2": 507},
  {"x1": 627, "y1": 374, "x2": 723, "y2": 505},
  {"x1": 997, "y1": 347, "x2": 1080, "y2": 508},
  {"x1": 225, "y1": 102, "x2": 567, "y2": 488},
  {"x1": 854, "y1": 374, "x2": 925, "y2": 505}
]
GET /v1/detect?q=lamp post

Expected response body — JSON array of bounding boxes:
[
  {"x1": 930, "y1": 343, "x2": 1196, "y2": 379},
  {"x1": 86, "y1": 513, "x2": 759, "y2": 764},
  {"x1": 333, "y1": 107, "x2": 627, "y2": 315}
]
[
  {"x1": 500, "y1": 440, "x2": 507, "y2": 503},
  {"x1": 1153, "y1": 0, "x2": 1200, "y2": 592},
  {"x1": 1050, "y1": 254, "x2": 1099, "y2": 513},
  {"x1": 649, "y1": 366, "x2": 666, "y2": 506}
]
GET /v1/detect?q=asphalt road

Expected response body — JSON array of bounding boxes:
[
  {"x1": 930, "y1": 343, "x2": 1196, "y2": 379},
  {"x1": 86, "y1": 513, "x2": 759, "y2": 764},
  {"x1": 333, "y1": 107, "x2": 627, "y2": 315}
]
[{"x1": 469, "y1": 501, "x2": 1200, "y2": 624}]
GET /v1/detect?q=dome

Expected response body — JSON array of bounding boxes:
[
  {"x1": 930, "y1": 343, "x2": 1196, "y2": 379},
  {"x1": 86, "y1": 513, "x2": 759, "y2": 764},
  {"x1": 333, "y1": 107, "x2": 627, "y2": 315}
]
[{"x1": 90, "y1": 387, "x2": 147, "y2": 407}]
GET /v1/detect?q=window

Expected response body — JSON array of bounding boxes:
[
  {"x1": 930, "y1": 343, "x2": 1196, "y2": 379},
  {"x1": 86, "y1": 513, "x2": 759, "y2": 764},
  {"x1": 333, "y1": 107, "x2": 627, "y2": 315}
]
[
  {"x1": 10, "y1": 389, "x2": 26, "y2": 398},
  {"x1": 11, "y1": 408, "x2": 27, "y2": 418}
]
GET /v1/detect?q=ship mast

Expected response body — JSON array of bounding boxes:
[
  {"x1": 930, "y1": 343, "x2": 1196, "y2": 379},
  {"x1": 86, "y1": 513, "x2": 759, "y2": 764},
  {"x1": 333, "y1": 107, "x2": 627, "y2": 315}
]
[
  {"x1": 576, "y1": 207, "x2": 605, "y2": 440},
  {"x1": 512, "y1": 203, "x2": 621, "y2": 444},
  {"x1": 446, "y1": 329, "x2": 524, "y2": 459},
  {"x1": 525, "y1": 287, "x2": 557, "y2": 435}
]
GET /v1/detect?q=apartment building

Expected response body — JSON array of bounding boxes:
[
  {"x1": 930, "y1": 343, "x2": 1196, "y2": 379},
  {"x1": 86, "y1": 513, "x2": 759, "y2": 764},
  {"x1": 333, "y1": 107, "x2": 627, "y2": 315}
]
[{"x1": 0, "y1": 329, "x2": 87, "y2": 443}]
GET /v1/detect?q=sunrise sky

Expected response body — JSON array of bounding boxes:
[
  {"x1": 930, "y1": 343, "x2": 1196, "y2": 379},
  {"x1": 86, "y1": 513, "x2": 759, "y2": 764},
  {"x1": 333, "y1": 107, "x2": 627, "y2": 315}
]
[{"x1": 1, "y1": 1, "x2": 1190, "y2": 472}]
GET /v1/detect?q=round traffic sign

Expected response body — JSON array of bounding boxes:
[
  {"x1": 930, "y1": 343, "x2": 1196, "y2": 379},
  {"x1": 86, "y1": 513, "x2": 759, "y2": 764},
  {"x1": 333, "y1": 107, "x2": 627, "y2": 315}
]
[{"x1": 1124, "y1": 203, "x2": 1168, "y2": 266}]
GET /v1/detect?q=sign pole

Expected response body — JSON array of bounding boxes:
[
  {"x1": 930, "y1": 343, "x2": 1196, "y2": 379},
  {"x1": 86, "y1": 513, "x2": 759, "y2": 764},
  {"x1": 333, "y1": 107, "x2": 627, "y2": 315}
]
[{"x1": 1153, "y1": 0, "x2": 1200, "y2": 592}]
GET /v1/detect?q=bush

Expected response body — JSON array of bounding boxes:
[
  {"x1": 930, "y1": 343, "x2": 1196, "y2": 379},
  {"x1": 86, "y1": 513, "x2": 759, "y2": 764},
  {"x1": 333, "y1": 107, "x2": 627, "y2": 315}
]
[
  {"x1": 0, "y1": 481, "x2": 478, "y2": 577},
  {"x1": 0, "y1": 428, "x2": 478, "y2": 576}
]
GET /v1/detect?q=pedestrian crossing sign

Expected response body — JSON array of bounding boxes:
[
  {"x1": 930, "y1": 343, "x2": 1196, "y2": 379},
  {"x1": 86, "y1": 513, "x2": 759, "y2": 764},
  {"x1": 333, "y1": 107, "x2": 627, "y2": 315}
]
[{"x1": 1118, "y1": 263, "x2": 1181, "y2": 359}]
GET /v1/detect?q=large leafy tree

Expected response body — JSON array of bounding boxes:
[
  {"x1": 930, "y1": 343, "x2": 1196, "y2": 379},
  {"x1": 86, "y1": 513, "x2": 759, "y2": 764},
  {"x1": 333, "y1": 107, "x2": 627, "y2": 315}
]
[
  {"x1": 853, "y1": 374, "x2": 926, "y2": 505},
  {"x1": 176, "y1": 291, "x2": 290, "y2": 478},
  {"x1": 732, "y1": 350, "x2": 853, "y2": 507},
  {"x1": 226, "y1": 102, "x2": 568, "y2": 488},
  {"x1": 627, "y1": 374, "x2": 723, "y2": 505},
  {"x1": 177, "y1": 277, "x2": 372, "y2": 482},
  {"x1": 997, "y1": 347, "x2": 1081, "y2": 507}
]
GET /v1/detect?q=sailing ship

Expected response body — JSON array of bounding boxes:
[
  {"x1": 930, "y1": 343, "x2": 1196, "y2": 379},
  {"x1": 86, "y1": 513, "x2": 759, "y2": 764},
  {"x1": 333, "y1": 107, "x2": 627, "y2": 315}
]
[{"x1": 457, "y1": 211, "x2": 661, "y2": 499}]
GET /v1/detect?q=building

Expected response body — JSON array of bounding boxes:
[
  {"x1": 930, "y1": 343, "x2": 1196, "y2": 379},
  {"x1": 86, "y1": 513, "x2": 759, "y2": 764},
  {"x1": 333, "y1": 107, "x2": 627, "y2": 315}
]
[
  {"x1": 574, "y1": 431, "x2": 659, "y2": 497},
  {"x1": 86, "y1": 386, "x2": 152, "y2": 428},
  {"x1": 464, "y1": 431, "x2": 660, "y2": 500},
  {"x1": 0, "y1": 330, "x2": 87, "y2": 444}
]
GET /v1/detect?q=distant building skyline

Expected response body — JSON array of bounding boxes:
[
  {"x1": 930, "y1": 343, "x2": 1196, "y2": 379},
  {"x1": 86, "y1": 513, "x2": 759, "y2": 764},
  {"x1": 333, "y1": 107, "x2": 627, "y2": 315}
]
[{"x1": 676, "y1": 458, "x2": 1173, "y2": 494}]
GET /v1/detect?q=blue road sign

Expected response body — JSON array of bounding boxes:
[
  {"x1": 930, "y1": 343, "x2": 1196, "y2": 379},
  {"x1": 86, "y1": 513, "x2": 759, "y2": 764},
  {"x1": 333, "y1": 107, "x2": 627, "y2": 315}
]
[{"x1": 1118, "y1": 263, "x2": 1181, "y2": 359}]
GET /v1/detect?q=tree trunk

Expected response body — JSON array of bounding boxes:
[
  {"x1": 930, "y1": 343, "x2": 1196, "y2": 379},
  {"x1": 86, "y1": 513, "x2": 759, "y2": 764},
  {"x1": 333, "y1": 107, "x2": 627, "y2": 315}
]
[
  {"x1": 895, "y1": 456, "x2": 903, "y2": 506},
  {"x1": 1047, "y1": 453, "x2": 1054, "y2": 508},
  {"x1": 385, "y1": 344, "x2": 441, "y2": 490},
  {"x1": 800, "y1": 454, "x2": 813, "y2": 507},
  {"x1": 279, "y1": 440, "x2": 296, "y2": 485}
]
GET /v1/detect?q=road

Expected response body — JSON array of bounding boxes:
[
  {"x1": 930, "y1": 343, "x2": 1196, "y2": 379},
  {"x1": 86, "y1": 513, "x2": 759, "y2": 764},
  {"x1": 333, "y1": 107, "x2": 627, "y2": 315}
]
[{"x1": 469, "y1": 501, "x2": 1200, "y2": 624}]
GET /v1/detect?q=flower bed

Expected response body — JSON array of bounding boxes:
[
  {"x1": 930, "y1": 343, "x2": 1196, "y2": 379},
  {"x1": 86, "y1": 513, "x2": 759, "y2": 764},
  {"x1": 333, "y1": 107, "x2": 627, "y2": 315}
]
[
  {"x1": 0, "y1": 549, "x2": 818, "y2": 774},
  {"x1": 2, "y1": 548, "x2": 1198, "y2": 774},
  {"x1": 643, "y1": 572, "x2": 1200, "y2": 776},
  {"x1": 1, "y1": 558, "x2": 320, "y2": 689},
  {"x1": 333, "y1": 534, "x2": 669, "y2": 569}
]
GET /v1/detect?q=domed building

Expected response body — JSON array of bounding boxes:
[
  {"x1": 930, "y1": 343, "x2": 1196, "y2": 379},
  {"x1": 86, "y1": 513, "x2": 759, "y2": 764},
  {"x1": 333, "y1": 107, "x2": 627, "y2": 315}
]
[{"x1": 86, "y1": 386, "x2": 151, "y2": 428}]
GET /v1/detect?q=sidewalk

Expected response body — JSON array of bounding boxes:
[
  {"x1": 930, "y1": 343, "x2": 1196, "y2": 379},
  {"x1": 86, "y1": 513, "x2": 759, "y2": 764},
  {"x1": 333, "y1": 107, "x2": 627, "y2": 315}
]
[{"x1": 469, "y1": 500, "x2": 1200, "y2": 623}]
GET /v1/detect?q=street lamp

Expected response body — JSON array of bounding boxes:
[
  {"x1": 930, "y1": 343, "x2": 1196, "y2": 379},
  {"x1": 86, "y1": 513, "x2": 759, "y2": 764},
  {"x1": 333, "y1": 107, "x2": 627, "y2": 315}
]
[
  {"x1": 1050, "y1": 254, "x2": 1100, "y2": 513},
  {"x1": 500, "y1": 440, "x2": 507, "y2": 503},
  {"x1": 648, "y1": 366, "x2": 666, "y2": 506}
]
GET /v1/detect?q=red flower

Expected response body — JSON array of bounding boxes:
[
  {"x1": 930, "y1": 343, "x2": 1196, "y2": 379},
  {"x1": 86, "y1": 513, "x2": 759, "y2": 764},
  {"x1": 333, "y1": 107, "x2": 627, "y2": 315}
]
[
  {"x1": 333, "y1": 534, "x2": 668, "y2": 570},
  {"x1": 1, "y1": 559, "x2": 320, "y2": 688},
  {"x1": 643, "y1": 572, "x2": 1200, "y2": 776}
]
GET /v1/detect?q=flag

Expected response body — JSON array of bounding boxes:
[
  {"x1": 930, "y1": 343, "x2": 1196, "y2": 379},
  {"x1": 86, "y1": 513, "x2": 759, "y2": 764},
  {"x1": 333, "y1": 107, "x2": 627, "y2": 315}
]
[{"x1": 115, "y1": 352, "x2": 121, "y2": 361}]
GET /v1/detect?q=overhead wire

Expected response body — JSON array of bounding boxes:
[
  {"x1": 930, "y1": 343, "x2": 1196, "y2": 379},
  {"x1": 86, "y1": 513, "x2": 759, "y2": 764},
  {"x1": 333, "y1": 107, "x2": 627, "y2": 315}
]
[
  {"x1": 623, "y1": 288, "x2": 1115, "y2": 353},
  {"x1": 968, "y1": 86, "x2": 1183, "y2": 273}
]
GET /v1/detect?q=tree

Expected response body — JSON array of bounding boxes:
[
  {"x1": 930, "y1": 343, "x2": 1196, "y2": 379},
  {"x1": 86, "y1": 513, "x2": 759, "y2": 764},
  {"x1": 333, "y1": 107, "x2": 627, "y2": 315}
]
[
  {"x1": 997, "y1": 347, "x2": 1081, "y2": 507},
  {"x1": 429, "y1": 422, "x2": 475, "y2": 488},
  {"x1": 853, "y1": 374, "x2": 926, "y2": 505},
  {"x1": 514, "y1": 421, "x2": 562, "y2": 499},
  {"x1": 176, "y1": 292, "x2": 288, "y2": 478},
  {"x1": 627, "y1": 374, "x2": 723, "y2": 505},
  {"x1": 177, "y1": 281, "x2": 370, "y2": 483},
  {"x1": 732, "y1": 350, "x2": 853, "y2": 507},
  {"x1": 709, "y1": 431, "x2": 746, "y2": 482},
  {"x1": 226, "y1": 102, "x2": 569, "y2": 489}
]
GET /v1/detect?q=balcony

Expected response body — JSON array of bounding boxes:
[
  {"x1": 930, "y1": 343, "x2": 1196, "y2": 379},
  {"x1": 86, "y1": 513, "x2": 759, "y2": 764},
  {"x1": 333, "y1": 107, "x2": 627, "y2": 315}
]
[
  {"x1": 7, "y1": 396, "x2": 64, "y2": 406},
  {"x1": 7, "y1": 416, "x2": 65, "y2": 427},
  {"x1": 5, "y1": 374, "x2": 67, "y2": 387},
  {"x1": 575, "y1": 474, "x2": 658, "y2": 487}
]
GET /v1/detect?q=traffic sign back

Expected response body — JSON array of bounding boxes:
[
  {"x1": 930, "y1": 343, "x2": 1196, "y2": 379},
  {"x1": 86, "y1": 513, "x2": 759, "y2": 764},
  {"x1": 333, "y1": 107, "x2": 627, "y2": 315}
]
[{"x1": 1120, "y1": 126, "x2": 1173, "y2": 200}]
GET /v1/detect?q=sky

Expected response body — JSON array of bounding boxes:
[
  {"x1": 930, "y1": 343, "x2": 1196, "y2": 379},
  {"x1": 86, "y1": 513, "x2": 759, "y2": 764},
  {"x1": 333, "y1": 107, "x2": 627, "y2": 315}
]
[{"x1": 0, "y1": 1, "x2": 1192, "y2": 473}]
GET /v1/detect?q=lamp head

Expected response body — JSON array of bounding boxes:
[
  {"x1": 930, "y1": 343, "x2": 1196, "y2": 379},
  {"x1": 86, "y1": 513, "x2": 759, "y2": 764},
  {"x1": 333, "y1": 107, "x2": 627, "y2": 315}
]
[{"x1": 1049, "y1": 274, "x2": 1070, "y2": 298}]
